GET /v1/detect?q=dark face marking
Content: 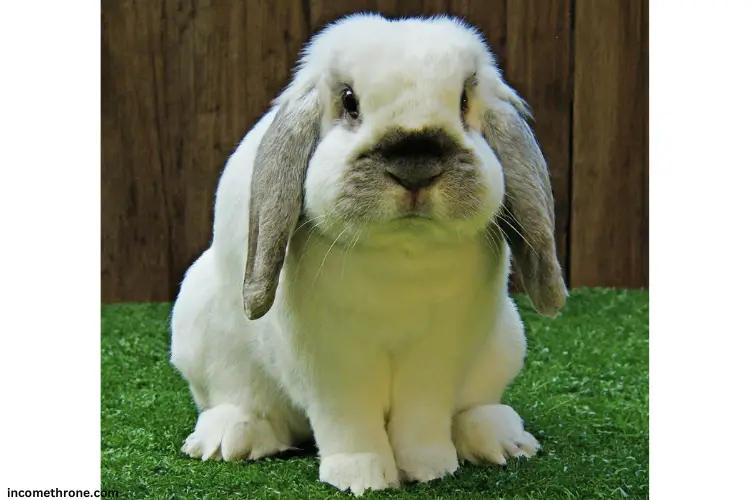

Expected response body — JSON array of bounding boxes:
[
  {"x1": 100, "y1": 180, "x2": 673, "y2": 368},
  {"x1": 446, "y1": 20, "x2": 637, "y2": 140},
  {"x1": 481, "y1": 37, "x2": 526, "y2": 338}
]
[
  {"x1": 372, "y1": 128, "x2": 457, "y2": 160},
  {"x1": 331, "y1": 127, "x2": 483, "y2": 222},
  {"x1": 365, "y1": 128, "x2": 461, "y2": 193}
]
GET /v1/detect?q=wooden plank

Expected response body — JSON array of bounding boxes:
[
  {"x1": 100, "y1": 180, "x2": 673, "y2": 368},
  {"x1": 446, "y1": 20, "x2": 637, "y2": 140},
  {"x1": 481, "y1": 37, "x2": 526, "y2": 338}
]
[
  {"x1": 157, "y1": 0, "x2": 257, "y2": 299},
  {"x1": 101, "y1": 0, "x2": 171, "y2": 302},
  {"x1": 373, "y1": 0, "x2": 451, "y2": 17},
  {"x1": 570, "y1": 0, "x2": 648, "y2": 288},
  {"x1": 101, "y1": 0, "x2": 310, "y2": 302},
  {"x1": 309, "y1": 0, "x2": 375, "y2": 29},
  {"x1": 310, "y1": 1, "x2": 457, "y2": 31},
  {"x1": 504, "y1": 0, "x2": 572, "y2": 285},
  {"x1": 449, "y1": 0, "x2": 508, "y2": 68},
  {"x1": 641, "y1": 0, "x2": 649, "y2": 287},
  {"x1": 245, "y1": 0, "x2": 311, "y2": 118},
  {"x1": 158, "y1": 0, "x2": 309, "y2": 299},
  {"x1": 152, "y1": 0, "x2": 243, "y2": 300}
]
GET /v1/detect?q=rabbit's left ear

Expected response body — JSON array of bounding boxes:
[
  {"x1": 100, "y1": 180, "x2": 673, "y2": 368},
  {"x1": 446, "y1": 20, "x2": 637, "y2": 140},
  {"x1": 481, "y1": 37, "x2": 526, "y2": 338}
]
[
  {"x1": 243, "y1": 89, "x2": 321, "y2": 320},
  {"x1": 481, "y1": 80, "x2": 568, "y2": 317}
]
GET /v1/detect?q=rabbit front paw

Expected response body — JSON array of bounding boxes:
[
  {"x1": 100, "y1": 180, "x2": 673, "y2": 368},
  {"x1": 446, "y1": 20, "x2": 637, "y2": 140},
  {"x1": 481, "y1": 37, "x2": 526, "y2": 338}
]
[
  {"x1": 393, "y1": 443, "x2": 459, "y2": 483},
  {"x1": 453, "y1": 404, "x2": 540, "y2": 465},
  {"x1": 181, "y1": 404, "x2": 292, "y2": 461},
  {"x1": 319, "y1": 452, "x2": 400, "y2": 496}
]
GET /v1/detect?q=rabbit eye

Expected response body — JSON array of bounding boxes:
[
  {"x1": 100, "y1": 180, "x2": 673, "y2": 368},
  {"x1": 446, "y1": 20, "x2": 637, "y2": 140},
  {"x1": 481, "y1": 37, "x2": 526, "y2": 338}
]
[
  {"x1": 342, "y1": 87, "x2": 359, "y2": 119},
  {"x1": 460, "y1": 89, "x2": 469, "y2": 114}
]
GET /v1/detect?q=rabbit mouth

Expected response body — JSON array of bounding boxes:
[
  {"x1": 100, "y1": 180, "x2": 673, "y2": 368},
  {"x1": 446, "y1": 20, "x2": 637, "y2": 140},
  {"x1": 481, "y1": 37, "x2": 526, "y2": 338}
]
[
  {"x1": 390, "y1": 213, "x2": 438, "y2": 230},
  {"x1": 399, "y1": 213, "x2": 432, "y2": 220},
  {"x1": 396, "y1": 199, "x2": 434, "y2": 220}
]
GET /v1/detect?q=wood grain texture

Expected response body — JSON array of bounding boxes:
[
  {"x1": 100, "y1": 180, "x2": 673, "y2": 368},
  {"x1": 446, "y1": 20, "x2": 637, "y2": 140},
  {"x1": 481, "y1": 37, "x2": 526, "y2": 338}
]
[
  {"x1": 449, "y1": 0, "x2": 507, "y2": 68},
  {"x1": 570, "y1": 0, "x2": 648, "y2": 287},
  {"x1": 504, "y1": 0, "x2": 572, "y2": 285},
  {"x1": 101, "y1": 0, "x2": 309, "y2": 302},
  {"x1": 641, "y1": 0, "x2": 649, "y2": 287},
  {"x1": 310, "y1": 0, "x2": 451, "y2": 29},
  {"x1": 157, "y1": 0, "x2": 249, "y2": 300},
  {"x1": 160, "y1": 0, "x2": 308, "y2": 299},
  {"x1": 101, "y1": 0, "x2": 171, "y2": 302}
]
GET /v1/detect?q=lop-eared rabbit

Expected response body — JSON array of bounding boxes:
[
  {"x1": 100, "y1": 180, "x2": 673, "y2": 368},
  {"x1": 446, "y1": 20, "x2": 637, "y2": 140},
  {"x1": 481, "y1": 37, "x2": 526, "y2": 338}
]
[{"x1": 171, "y1": 13, "x2": 567, "y2": 496}]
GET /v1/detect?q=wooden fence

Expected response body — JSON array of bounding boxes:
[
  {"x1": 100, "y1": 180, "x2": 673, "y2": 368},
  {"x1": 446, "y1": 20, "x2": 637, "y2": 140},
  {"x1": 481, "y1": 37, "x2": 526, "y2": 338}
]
[{"x1": 101, "y1": 0, "x2": 648, "y2": 303}]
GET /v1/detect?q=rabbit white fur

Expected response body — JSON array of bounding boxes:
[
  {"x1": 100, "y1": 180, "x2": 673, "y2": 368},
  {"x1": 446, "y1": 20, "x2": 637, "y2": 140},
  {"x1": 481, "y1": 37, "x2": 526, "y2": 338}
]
[{"x1": 170, "y1": 13, "x2": 566, "y2": 496}]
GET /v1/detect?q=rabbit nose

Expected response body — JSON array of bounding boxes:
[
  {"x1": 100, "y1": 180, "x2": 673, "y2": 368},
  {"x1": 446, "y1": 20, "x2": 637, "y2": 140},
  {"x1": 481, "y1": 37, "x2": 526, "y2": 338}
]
[
  {"x1": 386, "y1": 168, "x2": 443, "y2": 191},
  {"x1": 379, "y1": 131, "x2": 448, "y2": 159},
  {"x1": 369, "y1": 128, "x2": 456, "y2": 191}
]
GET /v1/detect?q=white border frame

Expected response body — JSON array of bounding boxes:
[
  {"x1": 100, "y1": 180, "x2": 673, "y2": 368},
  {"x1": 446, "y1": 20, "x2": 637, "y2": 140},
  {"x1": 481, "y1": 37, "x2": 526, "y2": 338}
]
[{"x1": 2, "y1": 1, "x2": 750, "y2": 498}]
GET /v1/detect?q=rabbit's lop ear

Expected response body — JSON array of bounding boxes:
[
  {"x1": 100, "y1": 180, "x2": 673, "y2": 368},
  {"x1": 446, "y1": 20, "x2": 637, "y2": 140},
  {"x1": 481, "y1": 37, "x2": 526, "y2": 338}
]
[
  {"x1": 243, "y1": 89, "x2": 321, "y2": 320},
  {"x1": 482, "y1": 80, "x2": 567, "y2": 317}
]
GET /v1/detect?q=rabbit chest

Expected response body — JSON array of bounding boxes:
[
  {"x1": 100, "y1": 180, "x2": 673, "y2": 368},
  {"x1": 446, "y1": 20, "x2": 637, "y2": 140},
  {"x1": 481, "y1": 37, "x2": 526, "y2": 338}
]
[{"x1": 279, "y1": 224, "x2": 507, "y2": 351}]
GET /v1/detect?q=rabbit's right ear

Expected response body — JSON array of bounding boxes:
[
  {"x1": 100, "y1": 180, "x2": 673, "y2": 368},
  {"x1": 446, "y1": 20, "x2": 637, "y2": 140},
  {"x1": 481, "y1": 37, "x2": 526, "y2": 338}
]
[
  {"x1": 243, "y1": 89, "x2": 321, "y2": 320},
  {"x1": 481, "y1": 76, "x2": 567, "y2": 317}
]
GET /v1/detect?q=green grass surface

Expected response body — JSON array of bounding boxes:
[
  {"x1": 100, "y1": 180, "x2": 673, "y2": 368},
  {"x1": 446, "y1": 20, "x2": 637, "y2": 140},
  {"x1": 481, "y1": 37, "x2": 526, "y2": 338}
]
[{"x1": 101, "y1": 288, "x2": 648, "y2": 499}]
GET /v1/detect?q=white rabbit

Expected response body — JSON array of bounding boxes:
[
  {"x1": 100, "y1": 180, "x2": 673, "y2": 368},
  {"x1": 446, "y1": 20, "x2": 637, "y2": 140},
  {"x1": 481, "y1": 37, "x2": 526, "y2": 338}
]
[{"x1": 170, "y1": 13, "x2": 567, "y2": 496}]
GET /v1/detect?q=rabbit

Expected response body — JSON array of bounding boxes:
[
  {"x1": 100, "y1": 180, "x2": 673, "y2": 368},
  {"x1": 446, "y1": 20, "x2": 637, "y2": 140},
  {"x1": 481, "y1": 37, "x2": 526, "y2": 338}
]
[{"x1": 170, "y1": 13, "x2": 567, "y2": 496}]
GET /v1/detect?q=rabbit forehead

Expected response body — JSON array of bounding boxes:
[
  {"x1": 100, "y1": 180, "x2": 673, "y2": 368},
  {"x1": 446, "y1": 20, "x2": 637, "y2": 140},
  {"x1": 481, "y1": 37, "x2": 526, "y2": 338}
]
[
  {"x1": 311, "y1": 14, "x2": 493, "y2": 87},
  {"x1": 315, "y1": 16, "x2": 493, "y2": 130}
]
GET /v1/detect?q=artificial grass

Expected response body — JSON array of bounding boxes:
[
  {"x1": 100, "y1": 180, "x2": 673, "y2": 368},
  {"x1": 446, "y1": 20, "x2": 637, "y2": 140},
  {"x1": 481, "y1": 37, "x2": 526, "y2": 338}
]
[{"x1": 101, "y1": 288, "x2": 648, "y2": 499}]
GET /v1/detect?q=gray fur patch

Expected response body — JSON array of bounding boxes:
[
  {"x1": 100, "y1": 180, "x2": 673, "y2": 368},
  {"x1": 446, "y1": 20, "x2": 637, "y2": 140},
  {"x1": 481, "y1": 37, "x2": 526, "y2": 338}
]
[
  {"x1": 338, "y1": 127, "x2": 481, "y2": 222},
  {"x1": 482, "y1": 102, "x2": 567, "y2": 316},
  {"x1": 243, "y1": 91, "x2": 321, "y2": 320}
]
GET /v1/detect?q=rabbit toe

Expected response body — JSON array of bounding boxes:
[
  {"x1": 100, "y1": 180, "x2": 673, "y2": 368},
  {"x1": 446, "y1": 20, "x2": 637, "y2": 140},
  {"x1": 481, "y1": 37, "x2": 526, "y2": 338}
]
[
  {"x1": 182, "y1": 404, "x2": 292, "y2": 462},
  {"x1": 453, "y1": 404, "x2": 540, "y2": 465}
]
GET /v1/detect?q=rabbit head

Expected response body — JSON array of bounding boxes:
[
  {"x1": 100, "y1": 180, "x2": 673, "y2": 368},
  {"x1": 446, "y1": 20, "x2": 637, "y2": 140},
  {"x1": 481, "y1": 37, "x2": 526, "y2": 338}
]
[{"x1": 243, "y1": 13, "x2": 567, "y2": 320}]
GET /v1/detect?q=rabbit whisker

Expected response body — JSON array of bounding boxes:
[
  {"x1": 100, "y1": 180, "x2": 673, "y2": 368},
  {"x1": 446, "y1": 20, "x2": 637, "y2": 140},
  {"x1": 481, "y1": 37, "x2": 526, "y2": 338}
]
[
  {"x1": 292, "y1": 214, "x2": 327, "y2": 239},
  {"x1": 292, "y1": 217, "x2": 333, "y2": 287},
  {"x1": 340, "y1": 225, "x2": 366, "y2": 280},
  {"x1": 496, "y1": 212, "x2": 539, "y2": 258},
  {"x1": 313, "y1": 223, "x2": 350, "y2": 288},
  {"x1": 484, "y1": 221, "x2": 504, "y2": 260}
]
